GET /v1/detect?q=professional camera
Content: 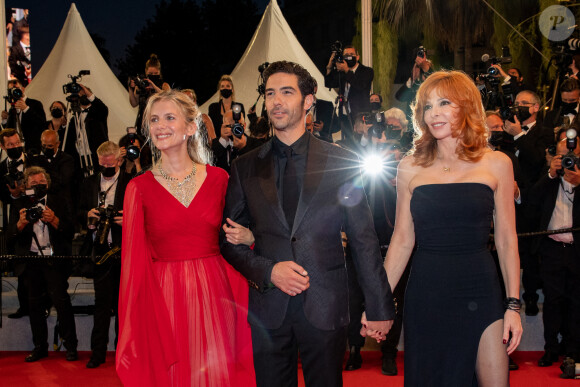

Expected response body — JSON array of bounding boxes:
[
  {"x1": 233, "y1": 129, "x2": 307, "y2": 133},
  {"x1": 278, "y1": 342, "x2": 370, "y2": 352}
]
[
  {"x1": 125, "y1": 127, "x2": 140, "y2": 161},
  {"x1": 256, "y1": 62, "x2": 270, "y2": 96},
  {"x1": 481, "y1": 47, "x2": 512, "y2": 75},
  {"x1": 4, "y1": 159, "x2": 24, "y2": 189},
  {"x1": 23, "y1": 186, "x2": 46, "y2": 223},
  {"x1": 63, "y1": 70, "x2": 90, "y2": 111},
  {"x1": 362, "y1": 112, "x2": 403, "y2": 140},
  {"x1": 231, "y1": 103, "x2": 245, "y2": 139},
  {"x1": 132, "y1": 75, "x2": 150, "y2": 92},
  {"x1": 331, "y1": 41, "x2": 344, "y2": 64},
  {"x1": 416, "y1": 46, "x2": 426, "y2": 58},
  {"x1": 560, "y1": 128, "x2": 580, "y2": 172},
  {"x1": 6, "y1": 87, "x2": 23, "y2": 104},
  {"x1": 88, "y1": 204, "x2": 120, "y2": 245}
]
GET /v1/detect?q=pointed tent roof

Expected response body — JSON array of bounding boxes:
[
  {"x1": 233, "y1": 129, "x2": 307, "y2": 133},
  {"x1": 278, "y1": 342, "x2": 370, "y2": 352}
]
[
  {"x1": 26, "y1": 3, "x2": 136, "y2": 143},
  {"x1": 200, "y1": 0, "x2": 336, "y2": 114}
]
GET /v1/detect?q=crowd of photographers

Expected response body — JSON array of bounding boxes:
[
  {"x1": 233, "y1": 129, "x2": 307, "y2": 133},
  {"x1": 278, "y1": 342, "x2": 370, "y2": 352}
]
[{"x1": 0, "y1": 42, "x2": 578, "y2": 378}]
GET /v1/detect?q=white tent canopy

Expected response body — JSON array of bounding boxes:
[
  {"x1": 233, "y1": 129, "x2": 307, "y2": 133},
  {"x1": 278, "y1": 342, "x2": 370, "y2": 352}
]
[
  {"x1": 25, "y1": 3, "x2": 136, "y2": 143},
  {"x1": 200, "y1": 0, "x2": 336, "y2": 115}
]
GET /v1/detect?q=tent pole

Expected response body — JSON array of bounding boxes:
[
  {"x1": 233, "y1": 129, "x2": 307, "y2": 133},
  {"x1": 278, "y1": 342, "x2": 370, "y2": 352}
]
[{"x1": 361, "y1": 0, "x2": 372, "y2": 92}]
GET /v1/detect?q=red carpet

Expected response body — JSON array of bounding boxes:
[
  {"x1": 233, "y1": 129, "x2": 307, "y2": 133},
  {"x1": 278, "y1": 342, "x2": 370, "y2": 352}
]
[{"x1": 0, "y1": 351, "x2": 573, "y2": 386}]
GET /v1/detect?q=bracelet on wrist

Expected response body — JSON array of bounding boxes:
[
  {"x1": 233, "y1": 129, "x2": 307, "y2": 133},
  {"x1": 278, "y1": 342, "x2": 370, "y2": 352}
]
[{"x1": 503, "y1": 297, "x2": 522, "y2": 312}]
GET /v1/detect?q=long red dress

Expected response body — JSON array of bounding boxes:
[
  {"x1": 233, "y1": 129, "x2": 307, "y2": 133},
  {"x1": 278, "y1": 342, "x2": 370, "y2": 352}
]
[{"x1": 116, "y1": 166, "x2": 255, "y2": 387}]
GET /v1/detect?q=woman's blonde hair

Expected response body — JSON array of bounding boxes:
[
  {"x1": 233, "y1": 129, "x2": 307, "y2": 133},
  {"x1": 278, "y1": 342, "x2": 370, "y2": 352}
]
[
  {"x1": 141, "y1": 90, "x2": 212, "y2": 166},
  {"x1": 410, "y1": 70, "x2": 488, "y2": 166}
]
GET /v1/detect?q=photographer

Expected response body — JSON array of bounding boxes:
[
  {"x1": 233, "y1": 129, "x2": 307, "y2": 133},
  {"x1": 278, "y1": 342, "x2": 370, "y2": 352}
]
[
  {"x1": 310, "y1": 82, "x2": 337, "y2": 143},
  {"x1": 1, "y1": 79, "x2": 46, "y2": 153},
  {"x1": 395, "y1": 46, "x2": 434, "y2": 123},
  {"x1": 79, "y1": 141, "x2": 131, "y2": 368},
  {"x1": 324, "y1": 44, "x2": 373, "y2": 144},
  {"x1": 118, "y1": 129, "x2": 152, "y2": 176},
  {"x1": 544, "y1": 78, "x2": 580, "y2": 129},
  {"x1": 128, "y1": 54, "x2": 170, "y2": 132},
  {"x1": 208, "y1": 75, "x2": 245, "y2": 138},
  {"x1": 182, "y1": 88, "x2": 216, "y2": 143},
  {"x1": 7, "y1": 166, "x2": 77, "y2": 362},
  {"x1": 211, "y1": 109, "x2": 260, "y2": 173},
  {"x1": 529, "y1": 127, "x2": 580, "y2": 368}
]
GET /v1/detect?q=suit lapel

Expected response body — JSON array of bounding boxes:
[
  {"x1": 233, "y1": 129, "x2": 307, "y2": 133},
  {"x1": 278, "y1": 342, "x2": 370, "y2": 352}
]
[
  {"x1": 257, "y1": 142, "x2": 289, "y2": 231},
  {"x1": 292, "y1": 136, "x2": 327, "y2": 235}
]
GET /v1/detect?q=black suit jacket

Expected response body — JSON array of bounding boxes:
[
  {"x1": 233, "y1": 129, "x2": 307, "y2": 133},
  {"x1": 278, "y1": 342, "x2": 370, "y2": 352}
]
[
  {"x1": 63, "y1": 97, "x2": 109, "y2": 168},
  {"x1": 529, "y1": 172, "x2": 580, "y2": 256},
  {"x1": 324, "y1": 64, "x2": 373, "y2": 118},
  {"x1": 28, "y1": 151, "x2": 75, "y2": 205},
  {"x1": 211, "y1": 136, "x2": 263, "y2": 174},
  {"x1": 515, "y1": 122, "x2": 554, "y2": 188},
  {"x1": 78, "y1": 170, "x2": 132, "y2": 249},
  {"x1": 542, "y1": 106, "x2": 578, "y2": 131},
  {"x1": 6, "y1": 98, "x2": 46, "y2": 153},
  {"x1": 8, "y1": 43, "x2": 30, "y2": 86},
  {"x1": 312, "y1": 99, "x2": 337, "y2": 142},
  {"x1": 220, "y1": 133, "x2": 395, "y2": 330}
]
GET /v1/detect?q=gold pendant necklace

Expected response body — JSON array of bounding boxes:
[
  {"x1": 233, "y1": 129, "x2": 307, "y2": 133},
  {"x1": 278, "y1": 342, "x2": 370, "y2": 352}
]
[
  {"x1": 443, "y1": 166, "x2": 451, "y2": 172},
  {"x1": 157, "y1": 162, "x2": 197, "y2": 206}
]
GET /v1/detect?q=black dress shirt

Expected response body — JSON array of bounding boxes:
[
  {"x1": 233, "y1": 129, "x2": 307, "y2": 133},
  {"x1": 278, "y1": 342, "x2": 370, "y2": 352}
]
[{"x1": 272, "y1": 131, "x2": 310, "y2": 200}]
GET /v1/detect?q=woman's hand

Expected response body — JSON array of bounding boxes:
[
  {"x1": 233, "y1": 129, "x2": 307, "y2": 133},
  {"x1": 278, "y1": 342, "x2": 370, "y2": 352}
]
[
  {"x1": 222, "y1": 218, "x2": 255, "y2": 246},
  {"x1": 503, "y1": 310, "x2": 523, "y2": 355}
]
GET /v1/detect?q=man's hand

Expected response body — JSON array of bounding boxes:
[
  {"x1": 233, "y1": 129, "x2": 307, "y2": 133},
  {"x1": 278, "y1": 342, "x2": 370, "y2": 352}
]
[
  {"x1": 490, "y1": 64, "x2": 508, "y2": 79},
  {"x1": 16, "y1": 208, "x2": 29, "y2": 231},
  {"x1": 271, "y1": 261, "x2": 310, "y2": 296},
  {"x1": 564, "y1": 165, "x2": 580, "y2": 186},
  {"x1": 119, "y1": 146, "x2": 127, "y2": 159},
  {"x1": 14, "y1": 100, "x2": 27, "y2": 111},
  {"x1": 42, "y1": 206, "x2": 59, "y2": 228},
  {"x1": 360, "y1": 312, "x2": 393, "y2": 342},
  {"x1": 233, "y1": 134, "x2": 247, "y2": 150},
  {"x1": 7, "y1": 182, "x2": 24, "y2": 198},
  {"x1": 313, "y1": 121, "x2": 324, "y2": 132},
  {"x1": 87, "y1": 208, "x2": 100, "y2": 229},
  {"x1": 336, "y1": 61, "x2": 349, "y2": 73},
  {"x1": 78, "y1": 83, "x2": 93, "y2": 98},
  {"x1": 503, "y1": 116, "x2": 523, "y2": 136},
  {"x1": 1, "y1": 110, "x2": 8, "y2": 120},
  {"x1": 549, "y1": 155, "x2": 562, "y2": 178},
  {"x1": 114, "y1": 210, "x2": 123, "y2": 226}
]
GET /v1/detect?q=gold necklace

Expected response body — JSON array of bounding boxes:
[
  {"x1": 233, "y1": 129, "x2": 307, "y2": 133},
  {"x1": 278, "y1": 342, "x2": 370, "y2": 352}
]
[
  {"x1": 157, "y1": 162, "x2": 197, "y2": 206},
  {"x1": 443, "y1": 166, "x2": 451, "y2": 173}
]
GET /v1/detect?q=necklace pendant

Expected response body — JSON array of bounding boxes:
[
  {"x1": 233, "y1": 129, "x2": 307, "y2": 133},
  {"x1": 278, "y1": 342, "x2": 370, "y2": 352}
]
[{"x1": 443, "y1": 167, "x2": 451, "y2": 173}]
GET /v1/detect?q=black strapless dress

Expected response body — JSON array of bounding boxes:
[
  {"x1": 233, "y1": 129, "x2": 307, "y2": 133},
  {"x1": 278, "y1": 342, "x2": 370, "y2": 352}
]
[{"x1": 404, "y1": 183, "x2": 504, "y2": 387}]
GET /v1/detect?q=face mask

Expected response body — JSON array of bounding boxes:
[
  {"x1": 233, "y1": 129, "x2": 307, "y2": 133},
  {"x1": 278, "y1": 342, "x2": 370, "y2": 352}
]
[
  {"x1": 51, "y1": 108, "x2": 64, "y2": 118},
  {"x1": 101, "y1": 166, "x2": 116, "y2": 178},
  {"x1": 344, "y1": 56, "x2": 357, "y2": 68},
  {"x1": 42, "y1": 147, "x2": 55, "y2": 158},
  {"x1": 220, "y1": 89, "x2": 233, "y2": 99},
  {"x1": 147, "y1": 74, "x2": 162, "y2": 87},
  {"x1": 488, "y1": 131, "x2": 505, "y2": 147},
  {"x1": 370, "y1": 102, "x2": 381, "y2": 111},
  {"x1": 6, "y1": 146, "x2": 23, "y2": 160},
  {"x1": 31, "y1": 184, "x2": 48, "y2": 199},
  {"x1": 80, "y1": 95, "x2": 91, "y2": 106},
  {"x1": 515, "y1": 106, "x2": 532, "y2": 124},
  {"x1": 561, "y1": 101, "x2": 577, "y2": 115}
]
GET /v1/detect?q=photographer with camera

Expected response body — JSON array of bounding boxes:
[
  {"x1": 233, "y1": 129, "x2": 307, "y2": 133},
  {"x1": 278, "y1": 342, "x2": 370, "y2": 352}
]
[
  {"x1": 544, "y1": 78, "x2": 580, "y2": 129},
  {"x1": 182, "y1": 88, "x2": 216, "y2": 144},
  {"x1": 1, "y1": 79, "x2": 46, "y2": 153},
  {"x1": 310, "y1": 82, "x2": 337, "y2": 143},
  {"x1": 208, "y1": 75, "x2": 246, "y2": 139},
  {"x1": 7, "y1": 166, "x2": 77, "y2": 362},
  {"x1": 128, "y1": 54, "x2": 170, "y2": 132},
  {"x1": 119, "y1": 128, "x2": 152, "y2": 176},
  {"x1": 78, "y1": 141, "x2": 131, "y2": 368},
  {"x1": 8, "y1": 25, "x2": 31, "y2": 87},
  {"x1": 325, "y1": 44, "x2": 373, "y2": 144},
  {"x1": 395, "y1": 46, "x2": 434, "y2": 122},
  {"x1": 211, "y1": 107, "x2": 260, "y2": 173},
  {"x1": 529, "y1": 127, "x2": 580, "y2": 368}
]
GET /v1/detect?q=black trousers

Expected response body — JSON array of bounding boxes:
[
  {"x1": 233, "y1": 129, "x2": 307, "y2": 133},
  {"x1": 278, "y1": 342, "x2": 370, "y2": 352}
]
[
  {"x1": 25, "y1": 262, "x2": 77, "y2": 350},
  {"x1": 540, "y1": 238, "x2": 580, "y2": 357},
  {"x1": 90, "y1": 260, "x2": 120, "y2": 357},
  {"x1": 251, "y1": 294, "x2": 347, "y2": 387}
]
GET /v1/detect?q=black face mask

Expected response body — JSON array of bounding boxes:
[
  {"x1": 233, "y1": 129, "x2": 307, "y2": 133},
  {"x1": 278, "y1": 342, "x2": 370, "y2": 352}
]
[
  {"x1": 344, "y1": 56, "x2": 357, "y2": 68},
  {"x1": 489, "y1": 131, "x2": 505, "y2": 147},
  {"x1": 6, "y1": 146, "x2": 23, "y2": 160},
  {"x1": 101, "y1": 167, "x2": 116, "y2": 178},
  {"x1": 370, "y1": 102, "x2": 381, "y2": 111},
  {"x1": 80, "y1": 95, "x2": 91, "y2": 106},
  {"x1": 220, "y1": 89, "x2": 233, "y2": 99},
  {"x1": 51, "y1": 108, "x2": 64, "y2": 118},
  {"x1": 31, "y1": 184, "x2": 48, "y2": 199},
  {"x1": 515, "y1": 106, "x2": 532, "y2": 124},
  {"x1": 147, "y1": 74, "x2": 162, "y2": 87},
  {"x1": 561, "y1": 101, "x2": 577, "y2": 116},
  {"x1": 42, "y1": 147, "x2": 55, "y2": 158}
]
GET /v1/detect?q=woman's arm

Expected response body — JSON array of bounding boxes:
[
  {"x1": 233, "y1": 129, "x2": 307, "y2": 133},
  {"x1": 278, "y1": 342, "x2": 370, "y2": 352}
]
[{"x1": 384, "y1": 156, "x2": 417, "y2": 292}]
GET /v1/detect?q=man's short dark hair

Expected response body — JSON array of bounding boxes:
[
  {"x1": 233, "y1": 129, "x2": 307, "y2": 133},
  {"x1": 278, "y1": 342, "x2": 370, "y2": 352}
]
[
  {"x1": 262, "y1": 61, "x2": 316, "y2": 98},
  {"x1": 370, "y1": 93, "x2": 383, "y2": 103},
  {"x1": 510, "y1": 67, "x2": 523, "y2": 79},
  {"x1": 343, "y1": 45, "x2": 358, "y2": 55},
  {"x1": 561, "y1": 77, "x2": 580, "y2": 93},
  {"x1": 0, "y1": 128, "x2": 20, "y2": 147}
]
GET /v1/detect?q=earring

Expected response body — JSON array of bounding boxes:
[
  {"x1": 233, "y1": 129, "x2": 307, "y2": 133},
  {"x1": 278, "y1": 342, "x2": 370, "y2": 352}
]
[{"x1": 183, "y1": 134, "x2": 187, "y2": 141}]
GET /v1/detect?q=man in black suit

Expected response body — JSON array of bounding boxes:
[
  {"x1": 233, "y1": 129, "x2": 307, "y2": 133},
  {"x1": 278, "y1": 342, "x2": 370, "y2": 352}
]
[
  {"x1": 63, "y1": 84, "x2": 109, "y2": 176},
  {"x1": 79, "y1": 141, "x2": 131, "y2": 368},
  {"x1": 220, "y1": 61, "x2": 395, "y2": 387},
  {"x1": 1, "y1": 79, "x2": 46, "y2": 153},
  {"x1": 8, "y1": 25, "x2": 31, "y2": 86},
  {"x1": 543, "y1": 78, "x2": 580, "y2": 130},
  {"x1": 7, "y1": 166, "x2": 77, "y2": 362},
  {"x1": 310, "y1": 84, "x2": 337, "y2": 143},
  {"x1": 530, "y1": 134, "x2": 580, "y2": 367},
  {"x1": 325, "y1": 45, "x2": 373, "y2": 144},
  {"x1": 504, "y1": 90, "x2": 556, "y2": 315}
]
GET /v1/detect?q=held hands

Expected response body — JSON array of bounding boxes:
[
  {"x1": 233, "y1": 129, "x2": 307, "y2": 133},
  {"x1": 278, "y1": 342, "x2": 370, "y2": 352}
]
[
  {"x1": 271, "y1": 261, "x2": 310, "y2": 296},
  {"x1": 222, "y1": 217, "x2": 255, "y2": 246},
  {"x1": 503, "y1": 310, "x2": 523, "y2": 355},
  {"x1": 360, "y1": 311, "x2": 393, "y2": 343}
]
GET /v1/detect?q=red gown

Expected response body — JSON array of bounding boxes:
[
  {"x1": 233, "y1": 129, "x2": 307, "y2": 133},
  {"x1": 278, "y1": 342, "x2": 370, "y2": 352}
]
[{"x1": 116, "y1": 166, "x2": 255, "y2": 387}]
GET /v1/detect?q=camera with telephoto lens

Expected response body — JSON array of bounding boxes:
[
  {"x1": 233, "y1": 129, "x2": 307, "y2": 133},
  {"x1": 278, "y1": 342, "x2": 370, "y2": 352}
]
[
  {"x1": 4, "y1": 159, "x2": 24, "y2": 189},
  {"x1": 362, "y1": 112, "x2": 403, "y2": 140},
  {"x1": 88, "y1": 204, "x2": 120, "y2": 245},
  {"x1": 331, "y1": 41, "x2": 344, "y2": 64},
  {"x1": 132, "y1": 75, "x2": 150, "y2": 92},
  {"x1": 6, "y1": 87, "x2": 23, "y2": 104},
  {"x1": 125, "y1": 127, "x2": 140, "y2": 161},
  {"x1": 560, "y1": 128, "x2": 580, "y2": 173},
  {"x1": 231, "y1": 103, "x2": 245, "y2": 139},
  {"x1": 417, "y1": 46, "x2": 426, "y2": 58}
]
